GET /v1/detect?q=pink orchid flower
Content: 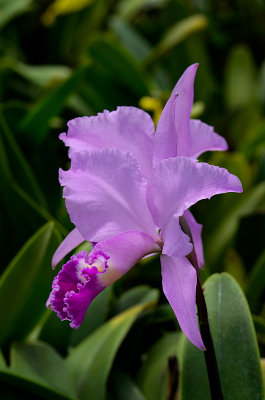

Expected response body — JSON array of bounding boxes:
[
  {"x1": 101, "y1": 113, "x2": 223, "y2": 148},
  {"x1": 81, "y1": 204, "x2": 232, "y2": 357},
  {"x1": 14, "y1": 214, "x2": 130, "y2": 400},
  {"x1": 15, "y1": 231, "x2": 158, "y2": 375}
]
[{"x1": 47, "y1": 64, "x2": 242, "y2": 350}]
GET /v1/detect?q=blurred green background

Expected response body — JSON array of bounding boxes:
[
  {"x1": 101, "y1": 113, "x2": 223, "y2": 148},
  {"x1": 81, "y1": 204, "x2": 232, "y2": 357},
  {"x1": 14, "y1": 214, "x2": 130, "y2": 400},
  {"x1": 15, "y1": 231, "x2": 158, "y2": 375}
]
[{"x1": 1, "y1": 0, "x2": 265, "y2": 399}]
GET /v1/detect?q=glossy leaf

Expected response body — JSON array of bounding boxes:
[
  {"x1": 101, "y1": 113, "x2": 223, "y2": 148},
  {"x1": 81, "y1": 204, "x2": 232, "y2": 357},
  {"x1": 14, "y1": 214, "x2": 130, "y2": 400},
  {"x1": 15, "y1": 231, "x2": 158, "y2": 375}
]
[
  {"x1": 112, "y1": 285, "x2": 159, "y2": 315},
  {"x1": 181, "y1": 273, "x2": 264, "y2": 400},
  {"x1": 19, "y1": 65, "x2": 90, "y2": 144},
  {"x1": 0, "y1": 0, "x2": 32, "y2": 28},
  {"x1": 10, "y1": 341, "x2": 75, "y2": 398},
  {"x1": 137, "y1": 332, "x2": 182, "y2": 400},
  {"x1": 143, "y1": 15, "x2": 208, "y2": 68},
  {"x1": 246, "y1": 248, "x2": 265, "y2": 312},
  {"x1": 88, "y1": 36, "x2": 150, "y2": 97},
  {"x1": 224, "y1": 45, "x2": 256, "y2": 110},
  {"x1": 110, "y1": 369, "x2": 146, "y2": 400},
  {"x1": 205, "y1": 182, "x2": 265, "y2": 267},
  {"x1": 66, "y1": 303, "x2": 156, "y2": 400},
  {"x1": 0, "y1": 222, "x2": 61, "y2": 347}
]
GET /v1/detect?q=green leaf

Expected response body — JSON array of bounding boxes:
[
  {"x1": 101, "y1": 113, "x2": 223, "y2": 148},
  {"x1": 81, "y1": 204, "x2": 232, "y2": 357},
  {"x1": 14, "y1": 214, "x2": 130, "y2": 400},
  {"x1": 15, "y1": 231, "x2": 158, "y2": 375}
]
[
  {"x1": 0, "y1": 109, "x2": 47, "y2": 207},
  {"x1": 19, "y1": 65, "x2": 90, "y2": 144},
  {"x1": 116, "y1": 0, "x2": 168, "y2": 20},
  {"x1": 88, "y1": 36, "x2": 150, "y2": 97},
  {"x1": 112, "y1": 285, "x2": 159, "y2": 315},
  {"x1": 110, "y1": 369, "x2": 146, "y2": 400},
  {"x1": 66, "y1": 303, "x2": 155, "y2": 400},
  {"x1": 143, "y1": 15, "x2": 208, "y2": 68},
  {"x1": 246, "y1": 248, "x2": 265, "y2": 312},
  {"x1": 224, "y1": 45, "x2": 256, "y2": 110},
  {"x1": 137, "y1": 332, "x2": 182, "y2": 400},
  {"x1": 181, "y1": 273, "x2": 264, "y2": 400},
  {"x1": 0, "y1": 0, "x2": 32, "y2": 28},
  {"x1": 0, "y1": 222, "x2": 61, "y2": 347},
  {"x1": 205, "y1": 182, "x2": 265, "y2": 268},
  {"x1": 10, "y1": 341, "x2": 75, "y2": 398},
  {"x1": 10, "y1": 60, "x2": 71, "y2": 88}
]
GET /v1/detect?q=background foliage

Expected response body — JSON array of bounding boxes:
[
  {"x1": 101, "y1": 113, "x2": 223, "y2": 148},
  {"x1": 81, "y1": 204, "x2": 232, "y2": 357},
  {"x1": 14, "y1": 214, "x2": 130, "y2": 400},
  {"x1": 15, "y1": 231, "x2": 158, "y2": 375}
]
[{"x1": 1, "y1": 0, "x2": 265, "y2": 398}]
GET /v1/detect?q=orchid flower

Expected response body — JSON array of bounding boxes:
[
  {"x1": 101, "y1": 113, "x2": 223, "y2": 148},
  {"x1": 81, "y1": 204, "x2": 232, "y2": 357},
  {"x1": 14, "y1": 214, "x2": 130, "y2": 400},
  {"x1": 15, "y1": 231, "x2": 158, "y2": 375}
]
[{"x1": 47, "y1": 64, "x2": 242, "y2": 350}]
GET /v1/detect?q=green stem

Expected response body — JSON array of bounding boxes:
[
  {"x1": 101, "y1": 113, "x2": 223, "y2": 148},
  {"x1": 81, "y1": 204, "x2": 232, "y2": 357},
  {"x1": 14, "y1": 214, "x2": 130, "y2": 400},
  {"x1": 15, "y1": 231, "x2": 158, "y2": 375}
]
[{"x1": 180, "y1": 217, "x2": 223, "y2": 400}]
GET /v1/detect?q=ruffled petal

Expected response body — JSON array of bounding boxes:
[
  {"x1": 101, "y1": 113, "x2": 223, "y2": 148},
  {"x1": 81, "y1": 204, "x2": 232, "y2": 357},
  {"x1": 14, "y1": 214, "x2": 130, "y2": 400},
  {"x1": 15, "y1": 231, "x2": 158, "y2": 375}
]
[
  {"x1": 60, "y1": 148, "x2": 158, "y2": 243},
  {"x1": 147, "y1": 156, "x2": 243, "y2": 230},
  {"x1": 52, "y1": 228, "x2": 85, "y2": 268},
  {"x1": 47, "y1": 231, "x2": 160, "y2": 328},
  {"x1": 188, "y1": 119, "x2": 228, "y2": 158},
  {"x1": 154, "y1": 64, "x2": 198, "y2": 164},
  {"x1": 47, "y1": 251, "x2": 107, "y2": 328},
  {"x1": 161, "y1": 216, "x2": 192, "y2": 258},
  {"x1": 60, "y1": 107, "x2": 155, "y2": 178},
  {"x1": 161, "y1": 254, "x2": 205, "y2": 350},
  {"x1": 183, "y1": 210, "x2": 204, "y2": 268}
]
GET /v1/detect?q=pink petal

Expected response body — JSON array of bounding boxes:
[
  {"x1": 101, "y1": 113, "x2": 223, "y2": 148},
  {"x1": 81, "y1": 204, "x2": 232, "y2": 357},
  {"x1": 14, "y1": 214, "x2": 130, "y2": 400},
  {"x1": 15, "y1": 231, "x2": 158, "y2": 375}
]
[
  {"x1": 147, "y1": 157, "x2": 243, "y2": 230},
  {"x1": 161, "y1": 254, "x2": 205, "y2": 350},
  {"x1": 184, "y1": 210, "x2": 204, "y2": 268},
  {"x1": 52, "y1": 228, "x2": 85, "y2": 268},
  {"x1": 47, "y1": 231, "x2": 160, "y2": 329},
  {"x1": 60, "y1": 107, "x2": 155, "y2": 178},
  {"x1": 154, "y1": 64, "x2": 198, "y2": 164},
  {"x1": 162, "y1": 216, "x2": 192, "y2": 258},
  {"x1": 189, "y1": 119, "x2": 228, "y2": 158},
  {"x1": 60, "y1": 149, "x2": 158, "y2": 243},
  {"x1": 93, "y1": 230, "x2": 161, "y2": 288}
]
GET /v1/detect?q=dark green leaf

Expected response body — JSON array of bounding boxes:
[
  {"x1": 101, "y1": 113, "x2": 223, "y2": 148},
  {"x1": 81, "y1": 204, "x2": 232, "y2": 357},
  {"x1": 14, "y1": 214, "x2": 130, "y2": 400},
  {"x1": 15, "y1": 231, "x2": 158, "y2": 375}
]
[
  {"x1": 181, "y1": 273, "x2": 264, "y2": 400},
  {"x1": 0, "y1": 222, "x2": 61, "y2": 347},
  {"x1": 137, "y1": 332, "x2": 182, "y2": 400},
  {"x1": 66, "y1": 303, "x2": 156, "y2": 400},
  {"x1": 10, "y1": 341, "x2": 75, "y2": 398},
  {"x1": 19, "y1": 65, "x2": 91, "y2": 144}
]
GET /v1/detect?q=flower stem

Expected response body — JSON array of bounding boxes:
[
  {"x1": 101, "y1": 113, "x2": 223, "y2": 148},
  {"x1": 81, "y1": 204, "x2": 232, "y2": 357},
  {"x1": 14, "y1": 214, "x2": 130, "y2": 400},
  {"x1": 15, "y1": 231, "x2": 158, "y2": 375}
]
[
  {"x1": 180, "y1": 217, "x2": 223, "y2": 400},
  {"x1": 194, "y1": 261, "x2": 223, "y2": 400}
]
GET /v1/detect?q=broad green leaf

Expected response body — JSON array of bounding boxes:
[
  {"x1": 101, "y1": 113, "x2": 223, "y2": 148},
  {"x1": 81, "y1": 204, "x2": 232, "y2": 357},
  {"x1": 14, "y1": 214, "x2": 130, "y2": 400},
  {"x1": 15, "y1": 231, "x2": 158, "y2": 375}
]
[
  {"x1": 205, "y1": 182, "x2": 265, "y2": 268},
  {"x1": 143, "y1": 15, "x2": 208, "y2": 68},
  {"x1": 66, "y1": 303, "x2": 156, "y2": 400},
  {"x1": 42, "y1": 0, "x2": 93, "y2": 25},
  {"x1": 0, "y1": 222, "x2": 60, "y2": 347},
  {"x1": 0, "y1": 109, "x2": 47, "y2": 207},
  {"x1": 10, "y1": 341, "x2": 75, "y2": 398},
  {"x1": 0, "y1": 0, "x2": 32, "y2": 28},
  {"x1": 181, "y1": 273, "x2": 264, "y2": 400},
  {"x1": 110, "y1": 369, "x2": 146, "y2": 400},
  {"x1": 224, "y1": 45, "x2": 256, "y2": 110},
  {"x1": 112, "y1": 285, "x2": 159, "y2": 315},
  {"x1": 19, "y1": 65, "x2": 90, "y2": 144},
  {"x1": 137, "y1": 332, "x2": 182, "y2": 400},
  {"x1": 0, "y1": 369, "x2": 74, "y2": 400},
  {"x1": 109, "y1": 16, "x2": 151, "y2": 62},
  {"x1": 117, "y1": 0, "x2": 168, "y2": 20},
  {"x1": 10, "y1": 60, "x2": 71, "y2": 88},
  {"x1": 246, "y1": 248, "x2": 265, "y2": 312},
  {"x1": 253, "y1": 315, "x2": 265, "y2": 346},
  {"x1": 88, "y1": 36, "x2": 150, "y2": 97}
]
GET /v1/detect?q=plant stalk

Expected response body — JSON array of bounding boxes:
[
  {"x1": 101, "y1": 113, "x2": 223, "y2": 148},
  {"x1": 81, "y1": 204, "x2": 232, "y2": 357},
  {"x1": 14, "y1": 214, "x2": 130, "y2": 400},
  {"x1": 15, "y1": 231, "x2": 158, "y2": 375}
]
[{"x1": 180, "y1": 217, "x2": 223, "y2": 400}]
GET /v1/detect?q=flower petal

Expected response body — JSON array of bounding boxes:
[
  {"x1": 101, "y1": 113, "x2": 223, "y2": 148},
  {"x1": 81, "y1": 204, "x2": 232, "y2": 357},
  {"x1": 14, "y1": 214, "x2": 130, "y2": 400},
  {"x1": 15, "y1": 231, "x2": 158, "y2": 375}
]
[
  {"x1": 60, "y1": 107, "x2": 155, "y2": 178},
  {"x1": 47, "y1": 231, "x2": 160, "y2": 328},
  {"x1": 52, "y1": 228, "x2": 85, "y2": 268},
  {"x1": 147, "y1": 156, "x2": 243, "y2": 230},
  {"x1": 189, "y1": 119, "x2": 228, "y2": 158},
  {"x1": 160, "y1": 254, "x2": 205, "y2": 350},
  {"x1": 162, "y1": 216, "x2": 192, "y2": 258},
  {"x1": 60, "y1": 149, "x2": 158, "y2": 243},
  {"x1": 184, "y1": 210, "x2": 204, "y2": 268},
  {"x1": 154, "y1": 64, "x2": 198, "y2": 164},
  {"x1": 93, "y1": 230, "x2": 161, "y2": 288}
]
